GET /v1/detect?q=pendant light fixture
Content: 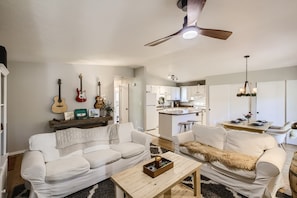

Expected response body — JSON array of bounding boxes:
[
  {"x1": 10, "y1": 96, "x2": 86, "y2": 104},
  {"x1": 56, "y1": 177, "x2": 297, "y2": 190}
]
[{"x1": 236, "y1": 55, "x2": 257, "y2": 97}]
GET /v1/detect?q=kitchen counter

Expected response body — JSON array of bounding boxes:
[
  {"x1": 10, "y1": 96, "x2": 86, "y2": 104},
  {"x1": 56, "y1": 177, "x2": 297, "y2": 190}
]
[
  {"x1": 159, "y1": 108, "x2": 200, "y2": 115},
  {"x1": 158, "y1": 108, "x2": 202, "y2": 140}
]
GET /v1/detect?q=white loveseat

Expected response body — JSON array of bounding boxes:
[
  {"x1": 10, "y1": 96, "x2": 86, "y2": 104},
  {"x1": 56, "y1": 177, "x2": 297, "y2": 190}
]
[
  {"x1": 173, "y1": 124, "x2": 286, "y2": 198},
  {"x1": 21, "y1": 122, "x2": 151, "y2": 198}
]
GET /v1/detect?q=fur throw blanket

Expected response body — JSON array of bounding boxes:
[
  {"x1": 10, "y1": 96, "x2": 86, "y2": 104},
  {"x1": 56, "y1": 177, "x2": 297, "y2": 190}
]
[{"x1": 180, "y1": 141, "x2": 258, "y2": 171}]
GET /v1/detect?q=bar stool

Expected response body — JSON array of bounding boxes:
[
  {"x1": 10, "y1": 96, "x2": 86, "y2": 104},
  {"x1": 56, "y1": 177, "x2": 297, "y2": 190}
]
[
  {"x1": 187, "y1": 120, "x2": 198, "y2": 129},
  {"x1": 178, "y1": 122, "x2": 191, "y2": 132}
]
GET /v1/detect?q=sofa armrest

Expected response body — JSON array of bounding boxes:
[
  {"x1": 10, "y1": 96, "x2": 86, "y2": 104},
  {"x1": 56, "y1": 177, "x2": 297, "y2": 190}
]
[
  {"x1": 172, "y1": 131, "x2": 195, "y2": 154},
  {"x1": 21, "y1": 150, "x2": 46, "y2": 183},
  {"x1": 256, "y1": 147, "x2": 286, "y2": 177},
  {"x1": 131, "y1": 130, "x2": 152, "y2": 150}
]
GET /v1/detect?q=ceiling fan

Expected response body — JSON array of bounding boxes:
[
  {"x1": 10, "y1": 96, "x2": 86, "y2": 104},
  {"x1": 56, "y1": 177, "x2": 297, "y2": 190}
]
[{"x1": 144, "y1": 0, "x2": 232, "y2": 47}]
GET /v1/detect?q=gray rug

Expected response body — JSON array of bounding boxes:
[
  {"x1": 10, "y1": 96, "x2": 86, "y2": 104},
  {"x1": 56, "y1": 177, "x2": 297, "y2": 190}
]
[{"x1": 12, "y1": 144, "x2": 291, "y2": 198}]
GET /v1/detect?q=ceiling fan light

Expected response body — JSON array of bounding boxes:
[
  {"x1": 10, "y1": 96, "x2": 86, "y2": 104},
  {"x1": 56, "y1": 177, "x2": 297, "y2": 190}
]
[
  {"x1": 182, "y1": 29, "x2": 198, "y2": 39},
  {"x1": 182, "y1": 26, "x2": 198, "y2": 40}
]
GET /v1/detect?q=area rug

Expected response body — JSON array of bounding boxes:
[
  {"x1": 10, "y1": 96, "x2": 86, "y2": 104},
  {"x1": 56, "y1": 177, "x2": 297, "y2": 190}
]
[{"x1": 12, "y1": 144, "x2": 291, "y2": 198}]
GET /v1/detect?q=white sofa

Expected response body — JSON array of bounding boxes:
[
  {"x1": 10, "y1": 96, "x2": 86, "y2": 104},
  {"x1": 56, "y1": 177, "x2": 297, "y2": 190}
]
[
  {"x1": 173, "y1": 124, "x2": 286, "y2": 198},
  {"x1": 21, "y1": 122, "x2": 151, "y2": 198}
]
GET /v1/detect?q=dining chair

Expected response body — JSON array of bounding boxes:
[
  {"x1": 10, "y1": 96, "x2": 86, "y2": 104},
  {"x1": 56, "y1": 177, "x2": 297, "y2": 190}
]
[{"x1": 265, "y1": 122, "x2": 292, "y2": 149}]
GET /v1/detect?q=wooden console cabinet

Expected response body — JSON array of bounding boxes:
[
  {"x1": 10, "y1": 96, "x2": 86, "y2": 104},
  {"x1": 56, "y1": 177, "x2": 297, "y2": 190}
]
[{"x1": 49, "y1": 116, "x2": 113, "y2": 131}]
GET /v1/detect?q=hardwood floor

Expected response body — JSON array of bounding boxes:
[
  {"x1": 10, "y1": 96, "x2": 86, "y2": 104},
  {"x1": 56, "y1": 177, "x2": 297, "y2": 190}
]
[
  {"x1": 6, "y1": 133, "x2": 296, "y2": 198},
  {"x1": 7, "y1": 154, "x2": 25, "y2": 198}
]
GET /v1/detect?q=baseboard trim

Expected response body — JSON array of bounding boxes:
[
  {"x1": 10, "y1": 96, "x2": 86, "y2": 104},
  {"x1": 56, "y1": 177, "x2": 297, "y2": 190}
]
[{"x1": 8, "y1": 150, "x2": 26, "y2": 156}]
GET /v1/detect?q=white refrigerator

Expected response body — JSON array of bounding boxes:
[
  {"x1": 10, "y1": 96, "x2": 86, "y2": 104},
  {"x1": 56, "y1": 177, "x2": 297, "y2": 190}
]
[{"x1": 145, "y1": 93, "x2": 158, "y2": 130}]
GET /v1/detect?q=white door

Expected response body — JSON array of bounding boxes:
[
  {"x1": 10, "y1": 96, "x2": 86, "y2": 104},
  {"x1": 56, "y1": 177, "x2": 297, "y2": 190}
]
[
  {"x1": 208, "y1": 84, "x2": 230, "y2": 126},
  {"x1": 256, "y1": 81, "x2": 285, "y2": 126},
  {"x1": 286, "y1": 80, "x2": 297, "y2": 145},
  {"x1": 119, "y1": 83, "x2": 129, "y2": 123}
]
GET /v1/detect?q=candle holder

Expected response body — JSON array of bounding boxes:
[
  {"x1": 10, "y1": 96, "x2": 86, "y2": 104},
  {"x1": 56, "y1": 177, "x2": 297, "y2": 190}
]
[{"x1": 155, "y1": 156, "x2": 162, "y2": 168}]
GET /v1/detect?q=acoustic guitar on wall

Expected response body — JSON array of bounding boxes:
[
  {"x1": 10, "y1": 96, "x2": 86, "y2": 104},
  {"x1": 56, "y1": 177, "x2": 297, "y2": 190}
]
[
  {"x1": 94, "y1": 81, "x2": 104, "y2": 109},
  {"x1": 51, "y1": 79, "x2": 68, "y2": 113},
  {"x1": 76, "y1": 74, "x2": 87, "y2": 102}
]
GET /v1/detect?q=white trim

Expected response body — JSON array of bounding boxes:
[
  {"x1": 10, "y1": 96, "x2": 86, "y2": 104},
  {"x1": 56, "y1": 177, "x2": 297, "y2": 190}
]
[{"x1": 8, "y1": 149, "x2": 26, "y2": 156}]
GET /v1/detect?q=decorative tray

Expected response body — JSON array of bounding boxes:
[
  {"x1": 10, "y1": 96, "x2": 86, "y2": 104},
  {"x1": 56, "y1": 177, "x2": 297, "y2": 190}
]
[{"x1": 143, "y1": 157, "x2": 174, "y2": 178}]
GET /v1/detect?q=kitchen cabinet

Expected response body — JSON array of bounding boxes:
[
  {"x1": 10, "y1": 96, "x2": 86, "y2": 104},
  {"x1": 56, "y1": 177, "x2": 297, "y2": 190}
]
[
  {"x1": 146, "y1": 85, "x2": 159, "y2": 94},
  {"x1": 147, "y1": 85, "x2": 180, "y2": 101},
  {"x1": 180, "y1": 85, "x2": 205, "y2": 102},
  {"x1": 168, "y1": 87, "x2": 180, "y2": 100},
  {"x1": 0, "y1": 64, "x2": 8, "y2": 198}
]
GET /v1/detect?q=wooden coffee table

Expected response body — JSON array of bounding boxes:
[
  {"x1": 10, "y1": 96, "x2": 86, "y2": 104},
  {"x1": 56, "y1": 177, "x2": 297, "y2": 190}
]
[{"x1": 111, "y1": 151, "x2": 201, "y2": 198}]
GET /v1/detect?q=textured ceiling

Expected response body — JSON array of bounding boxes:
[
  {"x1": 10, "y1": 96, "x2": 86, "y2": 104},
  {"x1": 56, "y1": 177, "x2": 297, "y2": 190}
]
[{"x1": 1, "y1": 0, "x2": 297, "y2": 82}]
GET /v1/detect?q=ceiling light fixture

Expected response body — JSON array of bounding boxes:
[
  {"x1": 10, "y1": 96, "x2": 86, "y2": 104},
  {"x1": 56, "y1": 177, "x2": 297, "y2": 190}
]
[
  {"x1": 168, "y1": 74, "x2": 178, "y2": 81},
  {"x1": 182, "y1": 26, "x2": 198, "y2": 40},
  {"x1": 236, "y1": 55, "x2": 257, "y2": 97}
]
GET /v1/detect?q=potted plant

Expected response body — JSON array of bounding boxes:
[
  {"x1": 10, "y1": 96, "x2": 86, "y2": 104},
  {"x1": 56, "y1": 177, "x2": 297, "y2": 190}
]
[{"x1": 103, "y1": 101, "x2": 113, "y2": 116}]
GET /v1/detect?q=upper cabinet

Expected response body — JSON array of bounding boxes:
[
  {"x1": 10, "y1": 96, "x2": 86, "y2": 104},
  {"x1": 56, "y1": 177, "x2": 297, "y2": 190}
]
[
  {"x1": 180, "y1": 85, "x2": 205, "y2": 102},
  {"x1": 168, "y1": 87, "x2": 180, "y2": 100},
  {"x1": 146, "y1": 85, "x2": 180, "y2": 101}
]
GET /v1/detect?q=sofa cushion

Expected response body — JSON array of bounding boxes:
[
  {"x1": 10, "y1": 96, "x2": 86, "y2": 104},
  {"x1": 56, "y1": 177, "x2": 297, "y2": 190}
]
[
  {"x1": 117, "y1": 122, "x2": 133, "y2": 143},
  {"x1": 110, "y1": 142, "x2": 145, "y2": 158},
  {"x1": 83, "y1": 149, "x2": 121, "y2": 169},
  {"x1": 83, "y1": 144, "x2": 110, "y2": 154},
  {"x1": 29, "y1": 133, "x2": 60, "y2": 162},
  {"x1": 210, "y1": 161, "x2": 256, "y2": 180},
  {"x1": 224, "y1": 130, "x2": 277, "y2": 157},
  {"x1": 45, "y1": 156, "x2": 90, "y2": 182},
  {"x1": 192, "y1": 125, "x2": 227, "y2": 150},
  {"x1": 179, "y1": 146, "x2": 206, "y2": 162}
]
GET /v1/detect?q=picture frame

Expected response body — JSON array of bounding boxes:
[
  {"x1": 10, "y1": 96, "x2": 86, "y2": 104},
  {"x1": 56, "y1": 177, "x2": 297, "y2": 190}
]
[
  {"x1": 74, "y1": 109, "x2": 88, "y2": 119},
  {"x1": 88, "y1": 108, "x2": 100, "y2": 118},
  {"x1": 64, "y1": 111, "x2": 74, "y2": 120}
]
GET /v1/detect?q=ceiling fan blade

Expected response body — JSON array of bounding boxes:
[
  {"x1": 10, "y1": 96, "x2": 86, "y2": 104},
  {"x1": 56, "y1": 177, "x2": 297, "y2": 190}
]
[
  {"x1": 199, "y1": 27, "x2": 232, "y2": 40},
  {"x1": 144, "y1": 30, "x2": 182, "y2": 46},
  {"x1": 187, "y1": 0, "x2": 206, "y2": 26}
]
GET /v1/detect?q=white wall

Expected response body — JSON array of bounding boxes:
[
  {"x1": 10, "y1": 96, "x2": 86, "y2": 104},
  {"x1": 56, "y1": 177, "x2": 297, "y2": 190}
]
[
  {"x1": 7, "y1": 62, "x2": 134, "y2": 152},
  {"x1": 206, "y1": 65, "x2": 297, "y2": 85},
  {"x1": 129, "y1": 67, "x2": 145, "y2": 131},
  {"x1": 205, "y1": 66, "x2": 297, "y2": 126}
]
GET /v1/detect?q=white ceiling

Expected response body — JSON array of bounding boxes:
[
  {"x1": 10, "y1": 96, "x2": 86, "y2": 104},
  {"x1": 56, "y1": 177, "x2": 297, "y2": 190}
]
[{"x1": 1, "y1": 0, "x2": 297, "y2": 82}]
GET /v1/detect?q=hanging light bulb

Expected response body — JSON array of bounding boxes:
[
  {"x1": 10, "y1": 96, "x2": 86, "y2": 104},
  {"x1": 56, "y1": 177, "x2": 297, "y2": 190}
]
[{"x1": 236, "y1": 55, "x2": 257, "y2": 97}]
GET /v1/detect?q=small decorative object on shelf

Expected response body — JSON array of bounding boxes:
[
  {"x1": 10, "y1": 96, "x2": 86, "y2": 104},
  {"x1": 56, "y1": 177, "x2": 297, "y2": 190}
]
[
  {"x1": 64, "y1": 111, "x2": 74, "y2": 121},
  {"x1": 88, "y1": 109, "x2": 100, "y2": 118},
  {"x1": 103, "y1": 101, "x2": 113, "y2": 117},
  {"x1": 74, "y1": 109, "x2": 88, "y2": 120}
]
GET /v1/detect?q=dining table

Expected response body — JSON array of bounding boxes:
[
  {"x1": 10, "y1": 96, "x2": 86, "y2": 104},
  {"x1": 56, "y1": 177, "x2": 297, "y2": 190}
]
[{"x1": 222, "y1": 120, "x2": 273, "y2": 133}]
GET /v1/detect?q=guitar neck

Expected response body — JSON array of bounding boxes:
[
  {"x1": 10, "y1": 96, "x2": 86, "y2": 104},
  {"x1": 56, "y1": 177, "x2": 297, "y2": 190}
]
[{"x1": 58, "y1": 83, "x2": 61, "y2": 101}]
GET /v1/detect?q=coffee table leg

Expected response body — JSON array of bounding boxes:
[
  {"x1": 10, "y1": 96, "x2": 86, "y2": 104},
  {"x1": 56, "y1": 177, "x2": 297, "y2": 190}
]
[
  {"x1": 115, "y1": 185, "x2": 125, "y2": 198},
  {"x1": 193, "y1": 169, "x2": 201, "y2": 197},
  {"x1": 164, "y1": 189, "x2": 171, "y2": 198}
]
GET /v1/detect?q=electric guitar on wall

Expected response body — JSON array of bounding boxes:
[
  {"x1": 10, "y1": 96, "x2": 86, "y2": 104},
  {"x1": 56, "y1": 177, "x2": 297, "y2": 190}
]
[
  {"x1": 94, "y1": 81, "x2": 104, "y2": 109},
  {"x1": 51, "y1": 79, "x2": 68, "y2": 113},
  {"x1": 76, "y1": 74, "x2": 87, "y2": 102}
]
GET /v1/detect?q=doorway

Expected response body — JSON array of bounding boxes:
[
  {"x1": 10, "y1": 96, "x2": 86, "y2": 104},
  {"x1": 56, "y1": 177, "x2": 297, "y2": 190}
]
[{"x1": 114, "y1": 78, "x2": 129, "y2": 123}]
